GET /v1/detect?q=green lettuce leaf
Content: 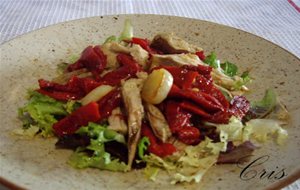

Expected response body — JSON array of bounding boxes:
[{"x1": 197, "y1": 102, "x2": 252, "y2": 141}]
[
  {"x1": 76, "y1": 122, "x2": 125, "y2": 144},
  {"x1": 204, "y1": 52, "x2": 219, "y2": 68},
  {"x1": 249, "y1": 89, "x2": 277, "y2": 118},
  {"x1": 220, "y1": 61, "x2": 238, "y2": 77},
  {"x1": 18, "y1": 90, "x2": 68, "y2": 137},
  {"x1": 69, "y1": 122, "x2": 128, "y2": 172},
  {"x1": 64, "y1": 100, "x2": 81, "y2": 114},
  {"x1": 68, "y1": 151, "x2": 128, "y2": 172},
  {"x1": 138, "y1": 137, "x2": 150, "y2": 159}
]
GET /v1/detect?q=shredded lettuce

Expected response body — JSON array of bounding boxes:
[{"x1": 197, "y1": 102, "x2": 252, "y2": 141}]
[
  {"x1": 119, "y1": 19, "x2": 133, "y2": 41},
  {"x1": 68, "y1": 151, "x2": 128, "y2": 172},
  {"x1": 12, "y1": 125, "x2": 39, "y2": 138},
  {"x1": 144, "y1": 166, "x2": 160, "y2": 181},
  {"x1": 218, "y1": 117, "x2": 244, "y2": 145},
  {"x1": 233, "y1": 71, "x2": 251, "y2": 90},
  {"x1": 69, "y1": 55, "x2": 80, "y2": 63},
  {"x1": 56, "y1": 62, "x2": 69, "y2": 74},
  {"x1": 243, "y1": 119, "x2": 288, "y2": 145},
  {"x1": 18, "y1": 90, "x2": 69, "y2": 137},
  {"x1": 64, "y1": 100, "x2": 81, "y2": 114},
  {"x1": 103, "y1": 19, "x2": 133, "y2": 44},
  {"x1": 143, "y1": 138, "x2": 223, "y2": 184},
  {"x1": 217, "y1": 116, "x2": 288, "y2": 145},
  {"x1": 104, "y1": 35, "x2": 118, "y2": 44},
  {"x1": 69, "y1": 122, "x2": 128, "y2": 172}
]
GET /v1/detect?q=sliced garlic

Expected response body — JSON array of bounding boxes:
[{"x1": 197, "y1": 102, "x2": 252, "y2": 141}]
[{"x1": 80, "y1": 85, "x2": 114, "y2": 105}]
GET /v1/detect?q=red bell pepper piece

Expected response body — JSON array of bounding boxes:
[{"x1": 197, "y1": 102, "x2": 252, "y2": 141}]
[
  {"x1": 181, "y1": 64, "x2": 212, "y2": 76},
  {"x1": 177, "y1": 126, "x2": 201, "y2": 145},
  {"x1": 101, "y1": 54, "x2": 141, "y2": 86},
  {"x1": 37, "y1": 89, "x2": 81, "y2": 101},
  {"x1": 192, "y1": 74, "x2": 214, "y2": 93},
  {"x1": 229, "y1": 96, "x2": 250, "y2": 119},
  {"x1": 78, "y1": 77, "x2": 103, "y2": 94},
  {"x1": 168, "y1": 85, "x2": 224, "y2": 112},
  {"x1": 196, "y1": 51, "x2": 206, "y2": 61},
  {"x1": 38, "y1": 76, "x2": 102, "y2": 101},
  {"x1": 154, "y1": 66, "x2": 199, "y2": 89},
  {"x1": 141, "y1": 123, "x2": 176, "y2": 157},
  {"x1": 206, "y1": 110, "x2": 230, "y2": 124},
  {"x1": 53, "y1": 102, "x2": 100, "y2": 136},
  {"x1": 209, "y1": 86, "x2": 230, "y2": 109},
  {"x1": 38, "y1": 77, "x2": 81, "y2": 93},
  {"x1": 182, "y1": 71, "x2": 199, "y2": 89},
  {"x1": 67, "y1": 46, "x2": 107, "y2": 79},
  {"x1": 131, "y1": 37, "x2": 156, "y2": 54},
  {"x1": 179, "y1": 101, "x2": 210, "y2": 118},
  {"x1": 165, "y1": 101, "x2": 201, "y2": 145},
  {"x1": 165, "y1": 101, "x2": 192, "y2": 133},
  {"x1": 97, "y1": 89, "x2": 122, "y2": 120}
]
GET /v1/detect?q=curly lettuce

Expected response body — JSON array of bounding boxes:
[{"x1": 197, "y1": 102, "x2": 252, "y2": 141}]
[
  {"x1": 17, "y1": 90, "x2": 74, "y2": 137},
  {"x1": 68, "y1": 122, "x2": 128, "y2": 172},
  {"x1": 217, "y1": 116, "x2": 288, "y2": 145},
  {"x1": 142, "y1": 138, "x2": 224, "y2": 184}
]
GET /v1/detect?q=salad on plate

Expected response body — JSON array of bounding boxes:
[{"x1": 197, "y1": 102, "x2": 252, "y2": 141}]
[{"x1": 15, "y1": 20, "x2": 289, "y2": 184}]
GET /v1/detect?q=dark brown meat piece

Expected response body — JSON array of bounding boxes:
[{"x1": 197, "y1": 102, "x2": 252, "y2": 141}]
[{"x1": 150, "y1": 33, "x2": 202, "y2": 54}]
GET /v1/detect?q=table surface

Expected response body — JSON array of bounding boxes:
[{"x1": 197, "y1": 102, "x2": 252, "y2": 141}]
[{"x1": 0, "y1": 0, "x2": 299, "y2": 189}]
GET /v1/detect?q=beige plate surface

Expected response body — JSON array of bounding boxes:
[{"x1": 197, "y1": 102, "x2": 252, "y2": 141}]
[{"x1": 0, "y1": 15, "x2": 300, "y2": 190}]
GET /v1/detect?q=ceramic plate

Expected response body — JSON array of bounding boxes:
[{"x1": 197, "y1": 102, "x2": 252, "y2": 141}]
[{"x1": 0, "y1": 15, "x2": 299, "y2": 190}]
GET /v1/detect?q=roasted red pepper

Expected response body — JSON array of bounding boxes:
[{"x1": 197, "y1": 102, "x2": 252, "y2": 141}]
[
  {"x1": 206, "y1": 110, "x2": 230, "y2": 124},
  {"x1": 97, "y1": 89, "x2": 122, "y2": 120},
  {"x1": 165, "y1": 101, "x2": 192, "y2": 133},
  {"x1": 177, "y1": 126, "x2": 201, "y2": 145},
  {"x1": 165, "y1": 101, "x2": 201, "y2": 145},
  {"x1": 168, "y1": 85, "x2": 224, "y2": 112},
  {"x1": 193, "y1": 74, "x2": 214, "y2": 93},
  {"x1": 179, "y1": 101, "x2": 210, "y2": 118},
  {"x1": 67, "y1": 46, "x2": 107, "y2": 79},
  {"x1": 181, "y1": 64, "x2": 212, "y2": 76},
  {"x1": 53, "y1": 102, "x2": 100, "y2": 136},
  {"x1": 209, "y1": 86, "x2": 230, "y2": 109},
  {"x1": 37, "y1": 89, "x2": 81, "y2": 101},
  {"x1": 141, "y1": 123, "x2": 176, "y2": 157},
  {"x1": 101, "y1": 53, "x2": 141, "y2": 86},
  {"x1": 131, "y1": 37, "x2": 159, "y2": 54},
  {"x1": 196, "y1": 51, "x2": 206, "y2": 61},
  {"x1": 38, "y1": 76, "x2": 102, "y2": 101}
]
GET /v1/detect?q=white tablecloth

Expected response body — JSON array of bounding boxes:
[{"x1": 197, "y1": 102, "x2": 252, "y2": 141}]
[{"x1": 0, "y1": 0, "x2": 299, "y2": 189}]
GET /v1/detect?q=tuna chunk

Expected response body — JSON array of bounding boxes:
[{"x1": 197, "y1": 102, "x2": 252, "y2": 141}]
[
  {"x1": 151, "y1": 33, "x2": 202, "y2": 54},
  {"x1": 121, "y1": 78, "x2": 145, "y2": 168},
  {"x1": 107, "y1": 107, "x2": 128, "y2": 135},
  {"x1": 145, "y1": 103, "x2": 171, "y2": 142},
  {"x1": 150, "y1": 53, "x2": 204, "y2": 69}
]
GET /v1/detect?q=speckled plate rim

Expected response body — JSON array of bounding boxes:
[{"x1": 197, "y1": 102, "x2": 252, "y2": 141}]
[{"x1": 0, "y1": 14, "x2": 299, "y2": 190}]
